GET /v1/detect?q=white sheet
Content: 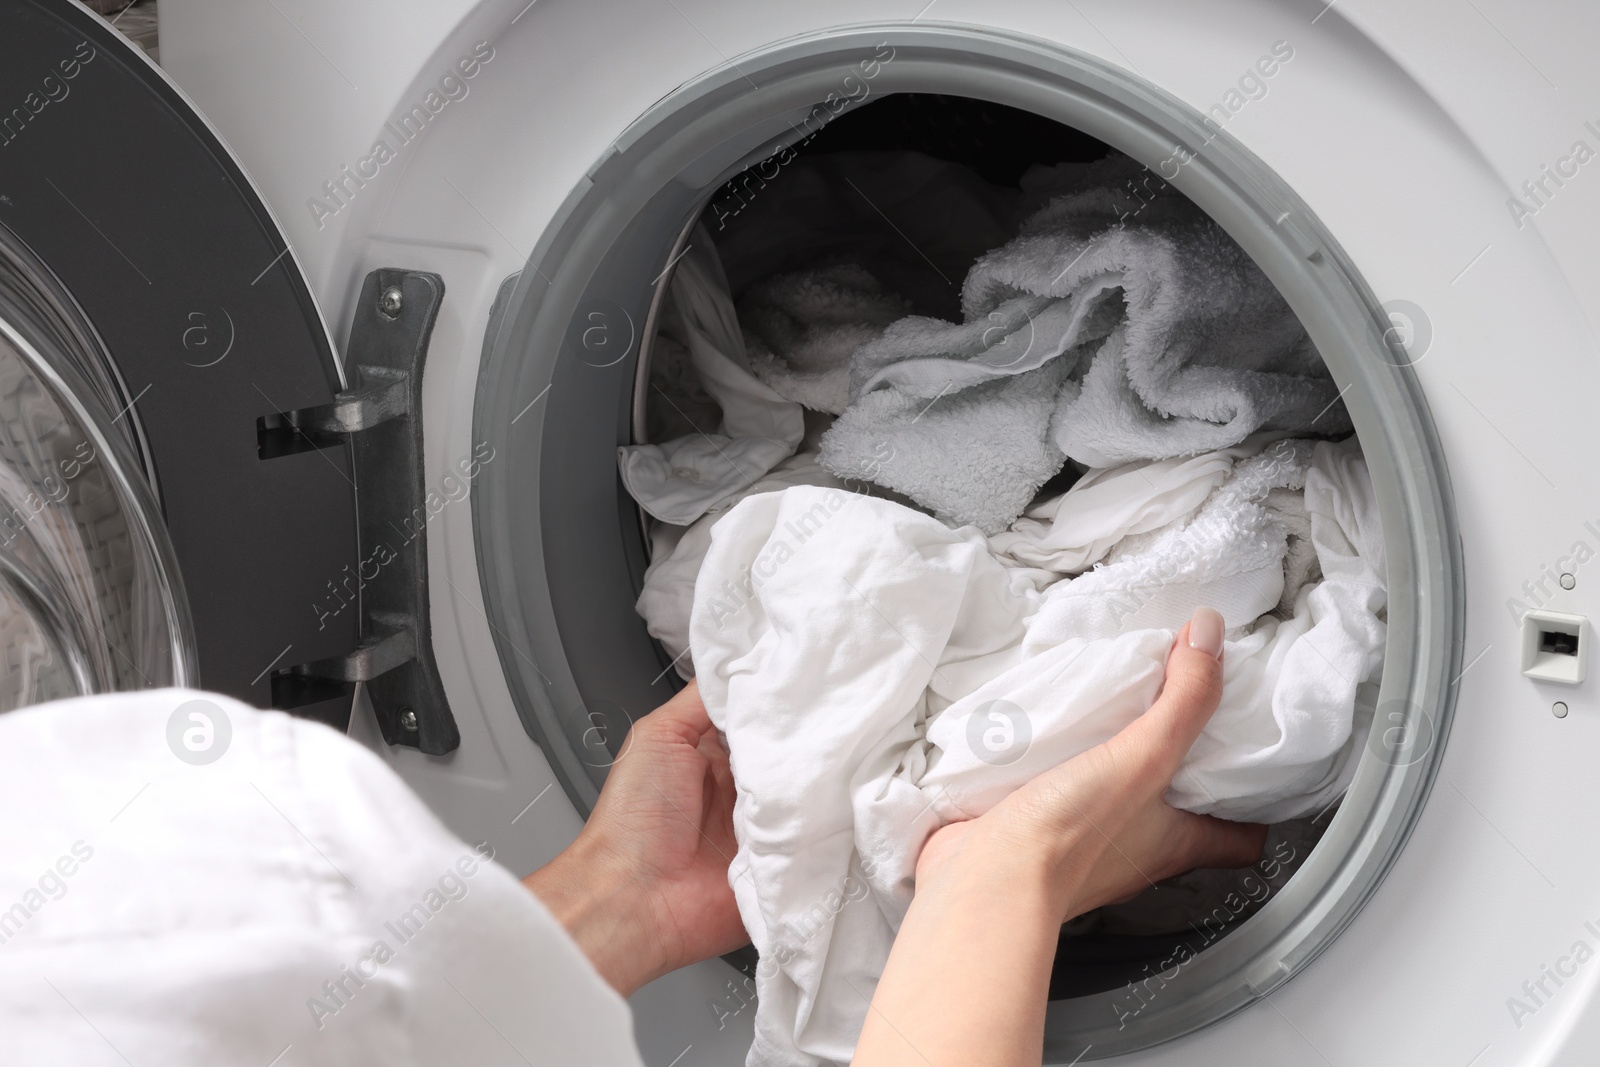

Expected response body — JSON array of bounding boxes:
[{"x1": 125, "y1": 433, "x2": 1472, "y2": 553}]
[
  {"x1": 637, "y1": 451, "x2": 849, "y2": 679},
  {"x1": 691, "y1": 436, "x2": 1384, "y2": 1067}
]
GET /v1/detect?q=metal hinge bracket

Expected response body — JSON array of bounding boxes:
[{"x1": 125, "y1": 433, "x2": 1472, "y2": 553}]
[
  {"x1": 273, "y1": 270, "x2": 461, "y2": 755},
  {"x1": 296, "y1": 365, "x2": 410, "y2": 433}
]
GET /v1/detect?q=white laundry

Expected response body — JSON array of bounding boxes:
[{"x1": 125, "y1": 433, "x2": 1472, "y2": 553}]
[
  {"x1": 820, "y1": 154, "x2": 1348, "y2": 532},
  {"x1": 740, "y1": 265, "x2": 911, "y2": 415},
  {"x1": 690, "y1": 436, "x2": 1384, "y2": 1067},
  {"x1": 627, "y1": 148, "x2": 1028, "y2": 522},
  {"x1": 619, "y1": 226, "x2": 804, "y2": 525},
  {"x1": 630, "y1": 155, "x2": 1346, "y2": 536},
  {"x1": 822, "y1": 350, "x2": 1079, "y2": 535},
  {"x1": 637, "y1": 451, "x2": 850, "y2": 679},
  {"x1": 987, "y1": 448, "x2": 1242, "y2": 574}
]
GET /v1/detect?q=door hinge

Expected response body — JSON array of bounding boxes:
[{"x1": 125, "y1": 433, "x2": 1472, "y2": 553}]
[
  {"x1": 296, "y1": 365, "x2": 410, "y2": 433},
  {"x1": 269, "y1": 270, "x2": 462, "y2": 755}
]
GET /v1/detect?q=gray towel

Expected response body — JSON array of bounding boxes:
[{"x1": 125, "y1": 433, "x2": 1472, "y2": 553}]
[
  {"x1": 740, "y1": 265, "x2": 911, "y2": 415},
  {"x1": 821, "y1": 155, "x2": 1348, "y2": 533}
]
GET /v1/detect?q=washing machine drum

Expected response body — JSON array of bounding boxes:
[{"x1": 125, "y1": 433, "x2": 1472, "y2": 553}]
[{"x1": 0, "y1": 0, "x2": 443, "y2": 744}]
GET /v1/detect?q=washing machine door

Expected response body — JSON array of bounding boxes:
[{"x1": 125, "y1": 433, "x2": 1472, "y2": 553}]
[{"x1": 0, "y1": 0, "x2": 456, "y2": 750}]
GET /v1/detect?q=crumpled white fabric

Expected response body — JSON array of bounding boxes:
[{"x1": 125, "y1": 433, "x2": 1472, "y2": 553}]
[
  {"x1": 690, "y1": 436, "x2": 1384, "y2": 1067},
  {"x1": 619, "y1": 226, "x2": 804, "y2": 525},
  {"x1": 637, "y1": 451, "x2": 849, "y2": 678},
  {"x1": 0, "y1": 689, "x2": 643, "y2": 1067}
]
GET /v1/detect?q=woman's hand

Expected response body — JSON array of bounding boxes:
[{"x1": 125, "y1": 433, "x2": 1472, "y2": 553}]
[
  {"x1": 856, "y1": 608, "x2": 1267, "y2": 1067},
  {"x1": 523, "y1": 680, "x2": 746, "y2": 997},
  {"x1": 916, "y1": 607, "x2": 1265, "y2": 920}
]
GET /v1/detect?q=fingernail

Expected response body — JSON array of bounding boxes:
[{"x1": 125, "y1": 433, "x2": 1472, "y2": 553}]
[{"x1": 1188, "y1": 606, "x2": 1225, "y2": 659}]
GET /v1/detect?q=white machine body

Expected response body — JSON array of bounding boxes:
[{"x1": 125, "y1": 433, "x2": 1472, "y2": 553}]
[{"x1": 158, "y1": 2, "x2": 1600, "y2": 1063}]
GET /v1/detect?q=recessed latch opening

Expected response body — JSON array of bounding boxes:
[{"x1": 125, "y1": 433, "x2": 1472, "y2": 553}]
[
  {"x1": 1521, "y1": 609, "x2": 1587, "y2": 685},
  {"x1": 1540, "y1": 630, "x2": 1579, "y2": 656}
]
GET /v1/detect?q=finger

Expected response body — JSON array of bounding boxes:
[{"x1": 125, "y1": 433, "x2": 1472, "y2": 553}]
[
  {"x1": 699, "y1": 724, "x2": 733, "y2": 790},
  {"x1": 1184, "y1": 815, "x2": 1268, "y2": 872},
  {"x1": 639, "y1": 679, "x2": 715, "y2": 745},
  {"x1": 1078, "y1": 813, "x2": 1266, "y2": 912},
  {"x1": 1109, "y1": 608, "x2": 1225, "y2": 782},
  {"x1": 699, "y1": 731, "x2": 738, "y2": 841}
]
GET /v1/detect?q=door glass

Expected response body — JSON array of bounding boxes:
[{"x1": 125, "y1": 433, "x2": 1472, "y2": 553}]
[{"x1": 0, "y1": 228, "x2": 194, "y2": 711}]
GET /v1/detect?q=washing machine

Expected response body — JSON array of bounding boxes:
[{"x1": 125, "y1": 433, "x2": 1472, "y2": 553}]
[{"x1": 3, "y1": 0, "x2": 1598, "y2": 1062}]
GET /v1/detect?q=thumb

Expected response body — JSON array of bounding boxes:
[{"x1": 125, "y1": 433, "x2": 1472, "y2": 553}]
[
  {"x1": 1109, "y1": 606, "x2": 1226, "y2": 783},
  {"x1": 642, "y1": 680, "x2": 714, "y2": 744}
]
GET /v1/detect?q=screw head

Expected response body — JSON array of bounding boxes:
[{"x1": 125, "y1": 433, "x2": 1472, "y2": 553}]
[
  {"x1": 1560, "y1": 573, "x2": 1577, "y2": 590},
  {"x1": 378, "y1": 286, "x2": 404, "y2": 318},
  {"x1": 1554, "y1": 701, "x2": 1570, "y2": 719},
  {"x1": 399, "y1": 707, "x2": 418, "y2": 732}
]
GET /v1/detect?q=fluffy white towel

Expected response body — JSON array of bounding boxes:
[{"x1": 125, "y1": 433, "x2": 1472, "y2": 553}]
[
  {"x1": 691, "y1": 437, "x2": 1383, "y2": 1067},
  {"x1": 740, "y1": 265, "x2": 911, "y2": 415},
  {"x1": 821, "y1": 353, "x2": 1080, "y2": 535},
  {"x1": 618, "y1": 227, "x2": 804, "y2": 525},
  {"x1": 821, "y1": 155, "x2": 1349, "y2": 532}
]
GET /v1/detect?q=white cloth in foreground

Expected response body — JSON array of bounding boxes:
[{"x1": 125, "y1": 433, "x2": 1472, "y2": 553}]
[
  {"x1": 691, "y1": 437, "x2": 1384, "y2": 1067},
  {"x1": 0, "y1": 689, "x2": 643, "y2": 1067}
]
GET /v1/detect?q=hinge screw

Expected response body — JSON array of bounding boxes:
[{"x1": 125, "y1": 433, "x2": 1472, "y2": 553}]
[
  {"x1": 399, "y1": 707, "x2": 418, "y2": 732},
  {"x1": 379, "y1": 286, "x2": 404, "y2": 318}
]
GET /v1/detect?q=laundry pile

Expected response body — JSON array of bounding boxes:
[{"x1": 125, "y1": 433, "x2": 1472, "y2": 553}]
[{"x1": 619, "y1": 152, "x2": 1385, "y2": 1067}]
